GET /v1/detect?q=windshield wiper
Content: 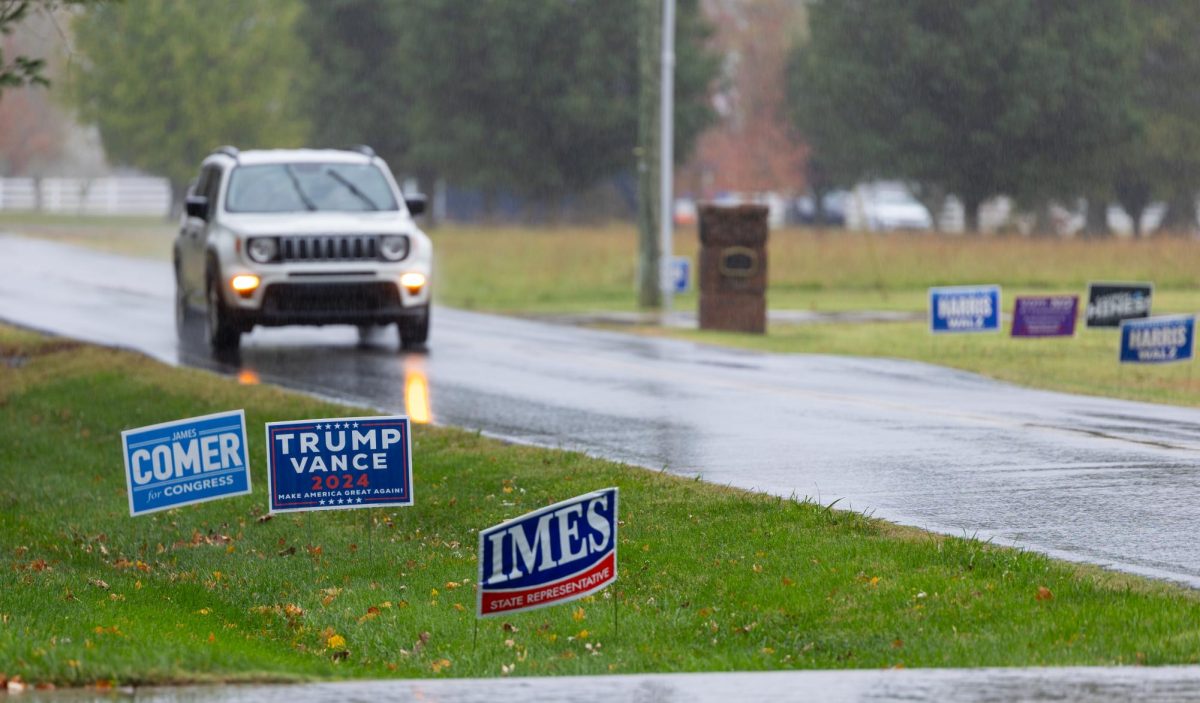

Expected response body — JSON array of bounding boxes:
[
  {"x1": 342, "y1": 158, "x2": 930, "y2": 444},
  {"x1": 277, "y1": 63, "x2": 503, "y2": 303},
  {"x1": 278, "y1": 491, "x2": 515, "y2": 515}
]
[
  {"x1": 325, "y1": 168, "x2": 379, "y2": 211},
  {"x1": 283, "y1": 165, "x2": 318, "y2": 211}
]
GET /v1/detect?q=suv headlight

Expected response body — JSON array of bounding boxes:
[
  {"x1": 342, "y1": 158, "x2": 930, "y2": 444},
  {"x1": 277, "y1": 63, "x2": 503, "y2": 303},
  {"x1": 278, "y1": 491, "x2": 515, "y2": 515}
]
[
  {"x1": 379, "y1": 235, "x2": 409, "y2": 261},
  {"x1": 246, "y1": 237, "x2": 279, "y2": 263}
]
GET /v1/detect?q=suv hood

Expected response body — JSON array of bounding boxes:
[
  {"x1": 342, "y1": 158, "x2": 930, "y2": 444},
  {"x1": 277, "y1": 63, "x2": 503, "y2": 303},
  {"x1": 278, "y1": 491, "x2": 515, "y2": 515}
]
[{"x1": 221, "y1": 211, "x2": 418, "y2": 236}]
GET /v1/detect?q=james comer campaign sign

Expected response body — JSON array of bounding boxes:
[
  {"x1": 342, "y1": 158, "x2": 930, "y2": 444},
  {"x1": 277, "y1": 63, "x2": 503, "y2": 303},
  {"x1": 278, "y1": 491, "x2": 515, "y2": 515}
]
[
  {"x1": 929, "y1": 285, "x2": 1001, "y2": 333},
  {"x1": 265, "y1": 416, "x2": 412, "y2": 513},
  {"x1": 121, "y1": 410, "x2": 251, "y2": 516},
  {"x1": 478, "y1": 488, "x2": 618, "y2": 618}
]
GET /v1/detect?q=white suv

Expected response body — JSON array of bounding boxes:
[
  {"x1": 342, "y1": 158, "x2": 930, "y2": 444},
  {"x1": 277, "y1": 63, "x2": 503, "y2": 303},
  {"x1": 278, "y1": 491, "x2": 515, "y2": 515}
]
[{"x1": 174, "y1": 146, "x2": 433, "y2": 353}]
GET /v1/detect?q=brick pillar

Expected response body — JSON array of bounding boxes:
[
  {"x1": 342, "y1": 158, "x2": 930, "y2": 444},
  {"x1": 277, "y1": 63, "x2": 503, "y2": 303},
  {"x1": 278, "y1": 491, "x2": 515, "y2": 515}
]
[{"x1": 698, "y1": 204, "x2": 768, "y2": 334}]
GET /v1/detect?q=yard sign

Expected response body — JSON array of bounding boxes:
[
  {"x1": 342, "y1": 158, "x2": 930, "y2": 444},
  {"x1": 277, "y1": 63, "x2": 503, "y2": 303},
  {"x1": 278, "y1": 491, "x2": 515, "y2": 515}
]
[
  {"x1": 478, "y1": 488, "x2": 618, "y2": 618},
  {"x1": 121, "y1": 409, "x2": 251, "y2": 516},
  {"x1": 265, "y1": 415, "x2": 412, "y2": 513}
]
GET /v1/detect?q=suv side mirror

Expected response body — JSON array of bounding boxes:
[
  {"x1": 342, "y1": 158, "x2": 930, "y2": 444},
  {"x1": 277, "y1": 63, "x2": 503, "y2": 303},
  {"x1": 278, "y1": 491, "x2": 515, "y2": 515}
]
[
  {"x1": 405, "y1": 194, "x2": 426, "y2": 217},
  {"x1": 185, "y1": 194, "x2": 210, "y2": 221}
]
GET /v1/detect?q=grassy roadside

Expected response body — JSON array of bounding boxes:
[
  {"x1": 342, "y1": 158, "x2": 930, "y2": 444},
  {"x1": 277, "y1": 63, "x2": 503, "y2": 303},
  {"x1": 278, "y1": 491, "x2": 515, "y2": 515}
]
[
  {"x1": 5, "y1": 214, "x2": 1200, "y2": 408},
  {"x1": 4, "y1": 325, "x2": 1200, "y2": 687}
]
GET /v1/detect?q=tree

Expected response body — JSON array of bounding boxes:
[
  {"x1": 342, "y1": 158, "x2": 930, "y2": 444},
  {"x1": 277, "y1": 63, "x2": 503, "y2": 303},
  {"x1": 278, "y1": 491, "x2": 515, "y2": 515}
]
[
  {"x1": 0, "y1": 1, "x2": 50, "y2": 91},
  {"x1": 296, "y1": 0, "x2": 408, "y2": 171},
  {"x1": 68, "y1": 0, "x2": 309, "y2": 210},
  {"x1": 388, "y1": 0, "x2": 715, "y2": 208},
  {"x1": 788, "y1": 0, "x2": 1137, "y2": 233}
]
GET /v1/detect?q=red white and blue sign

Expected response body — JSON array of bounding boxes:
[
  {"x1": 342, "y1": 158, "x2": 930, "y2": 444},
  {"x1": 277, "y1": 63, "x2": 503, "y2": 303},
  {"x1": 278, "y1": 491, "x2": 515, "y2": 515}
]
[
  {"x1": 477, "y1": 487, "x2": 618, "y2": 618},
  {"x1": 929, "y1": 285, "x2": 1001, "y2": 333},
  {"x1": 121, "y1": 409, "x2": 251, "y2": 517},
  {"x1": 1119, "y1": 315, "x2": 1195, "y2": 364},
  {"x1": 265, "y1": 415, "x2": 412, "y2": 513},
  {"x1": 1011, "y1": 295, "x2": 1078, "y2": 337}
]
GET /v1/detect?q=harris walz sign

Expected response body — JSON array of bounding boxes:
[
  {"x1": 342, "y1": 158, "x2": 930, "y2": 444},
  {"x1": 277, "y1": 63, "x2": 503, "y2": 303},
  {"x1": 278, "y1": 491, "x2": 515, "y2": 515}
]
[
  {"x1": 478, "y1": 488, "x2": 618, "y2": 618},
  {"x1": 265, "y1": 415, "x2": 412, "y2": 513},
  {"x1": 1119, "y1": 315, "x2": 1195, "y2": 364},
  {"x1": 1086, "y1": 282, "x2": 1152, "y2": 328},
  {"x1": 929, "y1": 285, "x2": 1001, "y2": 333}
]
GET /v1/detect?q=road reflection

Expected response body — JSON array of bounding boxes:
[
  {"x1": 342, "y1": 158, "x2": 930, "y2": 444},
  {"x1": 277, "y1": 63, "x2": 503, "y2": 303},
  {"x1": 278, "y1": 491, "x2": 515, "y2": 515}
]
[{"x1": 404, "y1": 355, "x2": 432, "y2": 424}]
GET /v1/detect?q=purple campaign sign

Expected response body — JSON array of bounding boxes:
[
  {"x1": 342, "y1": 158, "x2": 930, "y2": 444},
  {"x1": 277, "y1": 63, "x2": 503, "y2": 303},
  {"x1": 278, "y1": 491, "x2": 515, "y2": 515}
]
[{"x1": 1011, "y1": 296, "x2": 1078, "y2": 338}]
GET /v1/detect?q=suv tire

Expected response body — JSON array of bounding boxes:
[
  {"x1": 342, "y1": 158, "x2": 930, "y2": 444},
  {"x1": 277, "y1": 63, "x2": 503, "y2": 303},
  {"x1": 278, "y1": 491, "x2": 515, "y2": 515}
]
[
  {"x1": 174, "y1": 269, "x2": 197, "y2": 340},
  {"x1": 398, "y1": 306, "x2": 430, "y2": 350},
  {"x1": 206, "y1": 271, "x2": 242, "y2": 352}
]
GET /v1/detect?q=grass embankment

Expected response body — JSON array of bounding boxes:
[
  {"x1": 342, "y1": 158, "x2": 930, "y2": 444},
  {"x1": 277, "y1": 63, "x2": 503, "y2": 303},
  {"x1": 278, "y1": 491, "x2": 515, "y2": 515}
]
[
  {"x1": 4, "y1": 325, "x2": 1200, "y2": 686},
  {"x1": 5, "y1": 213, "x2": 1200, "y2": 406}
]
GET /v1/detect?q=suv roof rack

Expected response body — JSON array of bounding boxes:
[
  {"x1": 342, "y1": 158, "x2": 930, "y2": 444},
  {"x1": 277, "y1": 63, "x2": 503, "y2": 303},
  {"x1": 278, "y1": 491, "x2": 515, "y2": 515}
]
[
  {"x1": 213, "y1": 145, "x2": 240, "y2": 162},
  {"x1": 347, "y1": 144, "x2": 376, "y2": 158}
]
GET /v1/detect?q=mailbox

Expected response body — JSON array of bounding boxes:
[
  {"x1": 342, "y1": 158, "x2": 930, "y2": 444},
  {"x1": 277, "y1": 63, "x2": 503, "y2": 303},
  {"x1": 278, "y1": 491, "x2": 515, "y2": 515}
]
[{"x1": 698, "y1": 204, "x2": 768, "y2": 334}]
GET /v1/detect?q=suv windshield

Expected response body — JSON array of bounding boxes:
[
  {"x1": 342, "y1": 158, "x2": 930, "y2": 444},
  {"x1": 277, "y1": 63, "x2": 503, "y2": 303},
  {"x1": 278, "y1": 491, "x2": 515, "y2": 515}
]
[{"x1": 225, "y1": 162, "x2": 399, "y2": 213}]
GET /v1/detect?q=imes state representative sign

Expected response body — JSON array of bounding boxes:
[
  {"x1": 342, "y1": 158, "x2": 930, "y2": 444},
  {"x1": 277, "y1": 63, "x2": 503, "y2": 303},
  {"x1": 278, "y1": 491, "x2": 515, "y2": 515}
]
[{"x1": 477, "y1": 488, "x2": 618, "y2": 618}]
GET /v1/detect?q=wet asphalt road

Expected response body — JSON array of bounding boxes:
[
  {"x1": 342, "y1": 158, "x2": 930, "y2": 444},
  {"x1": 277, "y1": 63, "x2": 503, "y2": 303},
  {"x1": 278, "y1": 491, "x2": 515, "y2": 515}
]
[
  {"x1": 3, "y1": 235, "x2": 1200, "y2": 589},
  {"x1": 16, "y1": 666, "x2": 1200, "y2": 703}
]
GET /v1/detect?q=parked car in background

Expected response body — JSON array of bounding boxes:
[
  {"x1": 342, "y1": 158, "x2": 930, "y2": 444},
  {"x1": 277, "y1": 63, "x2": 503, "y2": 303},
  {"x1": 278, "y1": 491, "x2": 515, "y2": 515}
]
[
  {"x1": 846, "y1": 182, "x2": 933, "y2": 231},
  {"x1": 790, "y1": 189, "x2": 847, "y2": 227}
]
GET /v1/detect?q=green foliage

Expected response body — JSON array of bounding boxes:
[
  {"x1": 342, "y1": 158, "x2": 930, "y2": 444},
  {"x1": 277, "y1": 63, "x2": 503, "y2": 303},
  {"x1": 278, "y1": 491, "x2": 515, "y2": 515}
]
[
  {"x1": 298, "y1": 0, "x2": 717, "y2": 202},
  {"x1": 68, "y1": 0, "x2": 310, "y2": 198},
  {"x1": 0, "y1": 1, "x2": 50, "y2": 91},
  {"x1": 295, "y1": 0, "x2": 408, "y2": 170},
  {"x1": 788, "y1": 0, "x2": 1137, "y2": 230}
]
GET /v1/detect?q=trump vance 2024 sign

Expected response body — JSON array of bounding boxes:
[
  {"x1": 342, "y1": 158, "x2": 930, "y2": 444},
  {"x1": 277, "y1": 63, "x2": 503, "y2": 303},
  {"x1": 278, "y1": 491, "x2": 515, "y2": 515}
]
[
  {"x1": 478, "y1": 488, "x2": 618, "y2": 618},
  {"x1": 265, "y1": 415, "x2": 413, "y2": 513},
  {"x1": 121, "y1": 410, "x2": 251, "y2": 517}
]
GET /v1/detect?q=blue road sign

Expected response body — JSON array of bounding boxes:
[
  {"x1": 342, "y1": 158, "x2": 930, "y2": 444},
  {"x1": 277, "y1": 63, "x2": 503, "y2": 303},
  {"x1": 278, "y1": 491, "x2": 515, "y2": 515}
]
[
  {"x1": 1119, "y1": 315, "x2": 1195, "y2": 364},
  {"x1": 121, "y1": 410, "x2": 251, "y2": 517},
  {"x1": 929, "y1": 285, "x2": 1001, "y2": 333},
  {"x1": 669, "y1": 256, "x2": 690, "y2": 294},
  {"x1": 478, "y1": 487, "x2": 618, "y2": 618},
  {"x1": 265, "y1": 415, "x2": 412, "y2": 513}
]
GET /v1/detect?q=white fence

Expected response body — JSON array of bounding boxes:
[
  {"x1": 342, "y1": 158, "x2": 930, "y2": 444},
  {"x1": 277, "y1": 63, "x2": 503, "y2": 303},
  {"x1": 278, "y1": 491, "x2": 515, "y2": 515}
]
[{"x1": 0, "y1": 177, "x2": 172, "y2": 216}]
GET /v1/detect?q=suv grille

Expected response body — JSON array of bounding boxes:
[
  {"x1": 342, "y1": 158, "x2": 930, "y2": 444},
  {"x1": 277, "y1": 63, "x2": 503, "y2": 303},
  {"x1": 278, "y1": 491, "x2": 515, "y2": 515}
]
[{"x1": 279, "y1": 235, "x2": 387, "y2": 262}]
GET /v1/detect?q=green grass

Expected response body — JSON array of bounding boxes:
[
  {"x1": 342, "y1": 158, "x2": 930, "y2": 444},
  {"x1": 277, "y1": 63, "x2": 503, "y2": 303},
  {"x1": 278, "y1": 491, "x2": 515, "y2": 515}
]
[
  {"x1": 0, "y1": 212, "x2": 174, "y2": 261},
  {"x1": 4, "y1": 326, "x2": 1200, "y2": 686}
]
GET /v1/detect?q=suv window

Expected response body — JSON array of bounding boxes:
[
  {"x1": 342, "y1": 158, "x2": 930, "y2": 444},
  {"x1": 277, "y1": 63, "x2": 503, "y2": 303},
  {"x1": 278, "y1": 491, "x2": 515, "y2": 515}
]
[{"x1": 224, "y1": 162, "x2": 400, "y2": 213}]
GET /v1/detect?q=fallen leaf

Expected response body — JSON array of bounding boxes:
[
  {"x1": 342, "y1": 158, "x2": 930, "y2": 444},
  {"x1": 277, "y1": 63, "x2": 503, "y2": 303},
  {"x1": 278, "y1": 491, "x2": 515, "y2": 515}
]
[
  {"x1": 572, "y1": 607, "x2": 586, "y2": 622},
  {"x1": 326, "y1": 633, "x2": 346, "y2": 649},
  {"x1": 1036, "y1": 586, "x2": 1053, "y2": 601},
  {"x1": 88, "y1": 578, "x2": 109, "y2": 590},
  {"x1": 430, "y1": 658, "x2": 451, "y2": 673},
  {"x1": 257, "y1": 514, "x2": 273, "y2": 524},
  {"x1": 781, "y1": 577, "x2": 795, "y2": 586}
]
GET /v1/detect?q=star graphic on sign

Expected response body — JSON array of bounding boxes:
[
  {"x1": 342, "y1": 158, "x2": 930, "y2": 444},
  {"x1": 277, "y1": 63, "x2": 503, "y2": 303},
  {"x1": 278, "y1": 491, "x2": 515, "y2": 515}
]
[
  {"x1": 319, "y1": 500, "x2": 326, "y2": 506},
  {"x1": 356, "y1": 498, "x2": 363, "y2": 503},
  {"x1": 353, "y1": 422, "x2": 359, "y2": 428},
  {"x1": 315, "y1": 423, "x2": 324, "y2": 430},
  {"x1": 334, "y1": 422, "x2": 342, "y2": 429},
  {"x1": 338, "y1": 498, "x2": 345, "y2": 504}
]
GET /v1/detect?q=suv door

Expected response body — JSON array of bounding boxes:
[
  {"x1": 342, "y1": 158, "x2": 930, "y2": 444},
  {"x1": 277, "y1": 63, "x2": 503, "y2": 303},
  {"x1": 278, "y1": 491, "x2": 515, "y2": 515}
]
[{"x1": 181, "y1": 165, "x2": 218, "y2": 298}]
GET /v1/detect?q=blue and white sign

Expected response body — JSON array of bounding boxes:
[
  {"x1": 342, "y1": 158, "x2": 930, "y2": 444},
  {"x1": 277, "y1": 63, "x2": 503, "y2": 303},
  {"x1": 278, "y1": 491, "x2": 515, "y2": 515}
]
[
  {"x1": 929, "y1": 285, "x2": 1001, "y2": 333},
  {"x1": 669, "y1": 256, "x2": 691, "y2": 294},
  {"x1": 265, "y1": 415, "x2": 412, "y2": 513},
  {"x1": 121, "y1": 410, "x2": 251, "y2": 517},
  {"x1": 478, "y1": 487, "x2": 618, "y2": 618},
  {"x1": 1119, "y1": 315, "x2": 1195, "y2": 364}
]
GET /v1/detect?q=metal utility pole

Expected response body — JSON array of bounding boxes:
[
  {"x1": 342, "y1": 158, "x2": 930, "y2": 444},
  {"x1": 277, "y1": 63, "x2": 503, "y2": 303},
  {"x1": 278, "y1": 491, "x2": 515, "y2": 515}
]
[
  {"x1": 659, "y1": 0, "x2": 676, "y2": 312},
  {"x1": 636, "y1": 0, "x2": 662, "y2": 309}
]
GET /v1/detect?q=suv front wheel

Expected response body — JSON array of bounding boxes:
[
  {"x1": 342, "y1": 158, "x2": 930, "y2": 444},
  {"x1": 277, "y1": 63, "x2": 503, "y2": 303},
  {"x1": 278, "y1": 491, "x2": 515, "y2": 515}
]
[
  {"x1": 206, "y1": 271, "x2": 242, "y2": 352},
  {"x1": 398, "y1": 305, "x2": 430, "y2": 351}
]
